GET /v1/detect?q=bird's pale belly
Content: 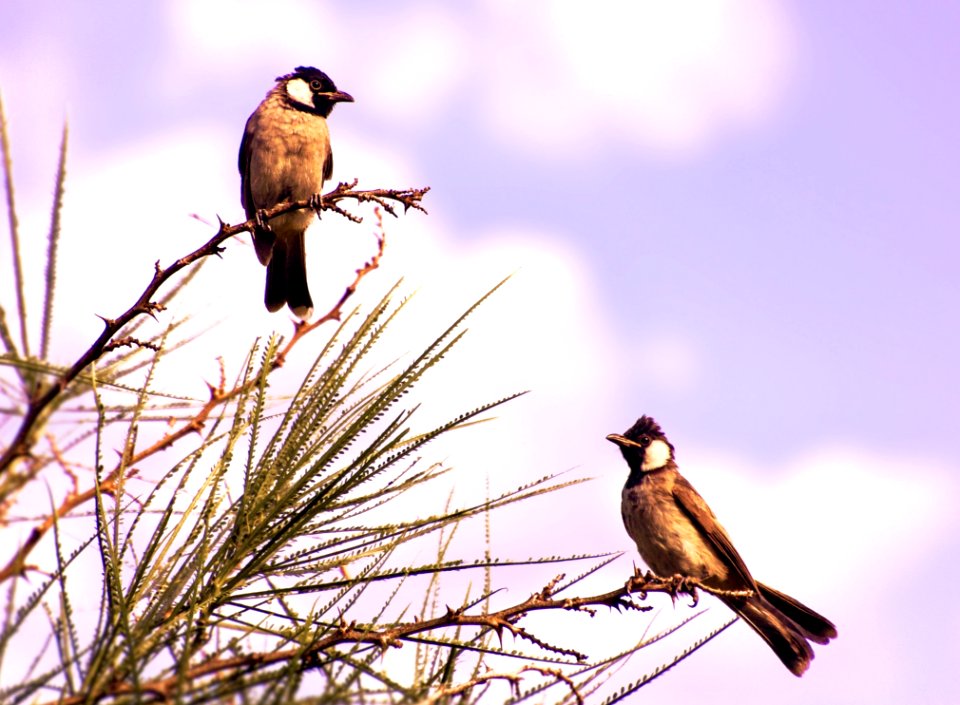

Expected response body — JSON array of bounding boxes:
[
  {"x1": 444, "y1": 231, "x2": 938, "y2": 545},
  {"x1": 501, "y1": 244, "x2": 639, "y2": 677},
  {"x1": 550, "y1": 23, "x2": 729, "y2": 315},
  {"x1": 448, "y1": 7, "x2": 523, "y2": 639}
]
[
  {"x1": 248, "y1": 126, "x2": 328, "y2": 234},
  {"x1": 621, "y1": 486, "x2": 730, "y2": 584}
]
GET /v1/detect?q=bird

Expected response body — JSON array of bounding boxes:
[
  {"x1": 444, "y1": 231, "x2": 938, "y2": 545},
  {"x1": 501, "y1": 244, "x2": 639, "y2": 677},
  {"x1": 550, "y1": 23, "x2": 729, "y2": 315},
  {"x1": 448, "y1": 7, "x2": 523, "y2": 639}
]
[
  {"x1": 607, "y1": 415, "x2": 836, "y2": 676},
  {"x1": 239, "y1": 66, "x2": 354, "y2": 319}
]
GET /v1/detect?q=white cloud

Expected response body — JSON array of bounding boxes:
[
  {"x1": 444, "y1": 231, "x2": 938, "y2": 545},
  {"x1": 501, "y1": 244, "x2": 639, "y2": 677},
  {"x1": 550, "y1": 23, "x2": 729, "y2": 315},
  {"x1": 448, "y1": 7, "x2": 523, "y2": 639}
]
[
  {"x1": 679, "y1": 444, "x2": 955, "y2": 590},
  {"x1": 167, "y1": 0, "x2": 467, "y2": 128},
  {"x1": 343, "y1": 6, "x2": 468, "y2": 125},
  {"x1": 0, "y1": 50, "x2": 77, "y2": 195},
  {"x1": 649, "y1": 442, "x2": 957, "y2": 701},
  {"x1": 481, "y1": 0, "x2": 797, "y2": 158},
  {"x1": 161, "y1": 0, "x2": 794, "y2": 158},
  {"x1": 626, "y1": 334, "x2": 703, "y2": 395},
  {"x1": 166, "y1": 0, "x2": 342, "y2": 74},
  {"x1": 24, "y1": 110, "x2": 621, "y2": 473},
  {"x1": 541, "y1": 442, "x2": 958, "y2": 704}
]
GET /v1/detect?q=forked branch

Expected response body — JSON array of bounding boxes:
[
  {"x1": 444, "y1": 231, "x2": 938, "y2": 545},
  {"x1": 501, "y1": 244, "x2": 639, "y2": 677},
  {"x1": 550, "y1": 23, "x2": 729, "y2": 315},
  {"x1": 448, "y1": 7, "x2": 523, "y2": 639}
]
[
  {"x1": 0, "y1": 198, "x2": 410, "y2": 583},
  {"x1": 0, "y1": 184, "x2": 427, "y2": 477},
  {"x1": 43, "y1": 572, "x2": 735, "y2": 705}
]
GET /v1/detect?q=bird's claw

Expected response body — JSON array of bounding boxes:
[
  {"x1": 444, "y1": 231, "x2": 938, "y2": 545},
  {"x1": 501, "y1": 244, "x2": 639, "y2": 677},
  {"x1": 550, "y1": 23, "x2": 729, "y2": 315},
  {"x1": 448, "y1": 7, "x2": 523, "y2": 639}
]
[
  {"x1": 666, "y1": 574, "x2": 699, "y2": 607},
  {"x1": 254, "y1": 208, "x2": 272, "y2": 232},
  {"x1": 309, "y1": 193, "x2": 324, "y2": 218}
]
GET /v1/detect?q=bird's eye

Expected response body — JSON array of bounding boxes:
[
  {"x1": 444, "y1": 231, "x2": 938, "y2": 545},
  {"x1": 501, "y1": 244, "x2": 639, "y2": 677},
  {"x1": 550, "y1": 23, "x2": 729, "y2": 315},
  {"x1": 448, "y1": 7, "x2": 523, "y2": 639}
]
[
  {"x1": 640, "y1": 436, "x2": 651, "y2": 446},
  {"x1": 309, "y1": 79, "x2": 323, "y2": 91}
]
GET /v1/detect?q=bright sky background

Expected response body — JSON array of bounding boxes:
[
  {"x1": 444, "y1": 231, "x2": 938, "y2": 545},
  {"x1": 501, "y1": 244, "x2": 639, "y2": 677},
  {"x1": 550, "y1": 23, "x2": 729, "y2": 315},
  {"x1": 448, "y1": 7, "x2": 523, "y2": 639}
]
[{"x1": 2, "y1": 1, "x2": 959, "y2": 703}]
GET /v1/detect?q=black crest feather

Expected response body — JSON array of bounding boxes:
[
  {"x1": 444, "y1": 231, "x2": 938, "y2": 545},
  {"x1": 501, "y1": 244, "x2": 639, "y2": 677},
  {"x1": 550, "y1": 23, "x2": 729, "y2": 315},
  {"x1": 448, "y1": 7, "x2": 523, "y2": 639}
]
[
  {"x1": 276, "y1": 66, "x2": 335, "y2": 88},
  {"x1": 622, "y1": 415, "x2": 667, "y2": 442}
]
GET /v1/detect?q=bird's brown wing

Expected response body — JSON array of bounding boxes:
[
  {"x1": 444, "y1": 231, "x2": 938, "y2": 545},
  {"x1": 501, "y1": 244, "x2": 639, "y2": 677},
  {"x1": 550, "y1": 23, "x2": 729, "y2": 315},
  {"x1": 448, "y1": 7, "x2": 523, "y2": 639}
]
[
  {"x1": 238, "y1": 118, "x2": 256, "y2": 219},
  {"x1": 323, "y1": 149, "x2": 334, "y2": 183},
  {"x1": 671, "y1": 475, "x2": 758, "y2": 591},
  {"x1": 238, "y1": 115, "x2": 276, "y2": 265}
]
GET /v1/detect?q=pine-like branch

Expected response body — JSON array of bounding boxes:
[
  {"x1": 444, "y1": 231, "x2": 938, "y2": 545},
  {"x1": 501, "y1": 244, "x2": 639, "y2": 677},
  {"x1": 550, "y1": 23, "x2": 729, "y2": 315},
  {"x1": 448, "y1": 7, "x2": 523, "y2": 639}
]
[
  {"x1": 0, "y1": 183, "x2": 427, "y2": 478},
  {"x1": 0, "y1": 210, "x2": 396, "y2": 583},
  {"x1": 40, "y1": 572, "x2": 737, "y2": 705}
]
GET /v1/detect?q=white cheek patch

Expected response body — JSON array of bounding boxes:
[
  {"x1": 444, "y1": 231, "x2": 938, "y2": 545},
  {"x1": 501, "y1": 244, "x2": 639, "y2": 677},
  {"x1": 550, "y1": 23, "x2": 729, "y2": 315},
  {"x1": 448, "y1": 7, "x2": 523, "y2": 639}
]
[
  {"x1": 642, "y1": 439, "x2": 672, "y2": 471},
  {"x1": 285, "y1": 78, "x2": 313, "y2": 107}
]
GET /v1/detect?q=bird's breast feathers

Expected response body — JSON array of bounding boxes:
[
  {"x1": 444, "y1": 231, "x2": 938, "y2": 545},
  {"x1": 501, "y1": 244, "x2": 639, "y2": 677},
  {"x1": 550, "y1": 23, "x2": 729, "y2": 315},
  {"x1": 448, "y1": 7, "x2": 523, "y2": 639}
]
[
  {"x1": 245, "y1": 96, "x2": 332, "y2": 207},
  {"x1": 621, "y1": 478, "x2": 730, "y2": 582}
]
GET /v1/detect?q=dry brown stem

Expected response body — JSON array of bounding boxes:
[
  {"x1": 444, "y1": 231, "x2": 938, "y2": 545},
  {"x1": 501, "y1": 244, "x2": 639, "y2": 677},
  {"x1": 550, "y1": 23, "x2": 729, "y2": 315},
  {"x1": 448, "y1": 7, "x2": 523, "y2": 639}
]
[
  {"x1": 43, "y1": 572, "x2": 726, "y2": 705},
  {"x1": 0, "y1": 191, "x2": 418, "y2": 582},
  {"x1": 0, "y1": 183, "x2": 426, "y2": 476}
]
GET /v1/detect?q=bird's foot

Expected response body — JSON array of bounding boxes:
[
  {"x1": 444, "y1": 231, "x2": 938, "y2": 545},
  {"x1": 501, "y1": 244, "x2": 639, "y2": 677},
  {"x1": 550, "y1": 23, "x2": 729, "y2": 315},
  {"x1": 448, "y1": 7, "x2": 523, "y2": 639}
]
[
  {"x1": 308, "y1": 192, "x2": 324, "y2": 218},
  {"x1": 254, "y1": 208, "x2": 272, "y2": 232},
  {"x1": 666, "y1": 574, "x2": 700, "y2": 607},
  {"x1": 625, "y1": 567, "x2": 657, "y2": 596}
]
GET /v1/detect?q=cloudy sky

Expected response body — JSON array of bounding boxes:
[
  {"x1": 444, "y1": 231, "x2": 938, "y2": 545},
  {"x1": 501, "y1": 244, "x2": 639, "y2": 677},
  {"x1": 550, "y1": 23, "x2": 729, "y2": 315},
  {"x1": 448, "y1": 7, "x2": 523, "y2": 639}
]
[{"x1": 2, "y1": 1, "x2": 959, "y2": 703}]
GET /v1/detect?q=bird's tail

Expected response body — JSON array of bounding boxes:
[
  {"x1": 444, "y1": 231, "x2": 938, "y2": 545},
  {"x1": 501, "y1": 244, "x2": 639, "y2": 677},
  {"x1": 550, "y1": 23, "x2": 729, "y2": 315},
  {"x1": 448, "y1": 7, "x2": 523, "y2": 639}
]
[
  {"x1": 253, "y1": 226, "x2": 275, "y2": 266},
  {"x1": 757, "y1": 583, "x2": 837, "y2": 645},
  {"x1": 723, "y1": 594, "x2": 819, "y2": 677},
  {"x1": 264, "y1": 231, "x2": 314, "y2": 320}
]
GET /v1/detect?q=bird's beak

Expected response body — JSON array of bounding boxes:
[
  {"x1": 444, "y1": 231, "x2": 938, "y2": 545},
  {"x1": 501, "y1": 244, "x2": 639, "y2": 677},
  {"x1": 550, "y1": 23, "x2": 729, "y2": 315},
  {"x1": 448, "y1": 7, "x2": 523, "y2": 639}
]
[
  {"x1": 606, "y1": 433, "x2": 642, "y2": 449},
  {"x1": 319, "y1": 90, "x2": 354, "y2": 103}
]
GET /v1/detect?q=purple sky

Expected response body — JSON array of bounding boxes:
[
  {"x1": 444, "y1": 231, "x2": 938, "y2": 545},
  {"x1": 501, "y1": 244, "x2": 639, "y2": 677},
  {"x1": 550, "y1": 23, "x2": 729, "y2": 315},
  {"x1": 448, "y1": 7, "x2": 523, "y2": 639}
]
[{"x1": 2, "y1": 2, "x2": 958, "y2": 703}]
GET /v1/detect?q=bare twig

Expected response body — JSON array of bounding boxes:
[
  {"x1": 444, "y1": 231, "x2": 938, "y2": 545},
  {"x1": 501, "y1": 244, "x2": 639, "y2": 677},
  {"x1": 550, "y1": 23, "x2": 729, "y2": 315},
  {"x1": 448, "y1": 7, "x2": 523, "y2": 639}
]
[
  {"x1": 101, "y1": 337, "x2": 161, "y2": 355},
  {"x1": 0, "y1": 196, "x2": 412, "y2": 582},
  {"x1": 416, "y1": 665, "x2": 584, "y2": 705},
  {"x1": 274, "y1": 206, "x2": 387, "y2": 367},
  {"x1": 41, "y1": 573, "x2": 729, "y2": 705},
  {"x1": 0, "y1": 183, "x2": 426, "y2": 477}
]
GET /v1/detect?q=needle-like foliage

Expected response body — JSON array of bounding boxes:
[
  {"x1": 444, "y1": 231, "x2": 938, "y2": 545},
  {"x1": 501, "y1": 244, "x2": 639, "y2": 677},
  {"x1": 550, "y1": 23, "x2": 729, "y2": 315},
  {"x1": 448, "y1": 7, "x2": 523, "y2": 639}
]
[{"x1": 0, "y1": 104, "x2": 731, "y2": 705}]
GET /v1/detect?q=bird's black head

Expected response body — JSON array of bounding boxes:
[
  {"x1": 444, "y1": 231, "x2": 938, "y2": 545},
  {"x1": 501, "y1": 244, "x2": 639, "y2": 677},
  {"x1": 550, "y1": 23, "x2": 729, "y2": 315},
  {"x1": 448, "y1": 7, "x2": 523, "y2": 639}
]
[
  {"x1": 606, "y1": 415, "x2": 675, "y2": 477},
  {"x1": 278, "y1": 66, "x2": 354, "y2": 117}
]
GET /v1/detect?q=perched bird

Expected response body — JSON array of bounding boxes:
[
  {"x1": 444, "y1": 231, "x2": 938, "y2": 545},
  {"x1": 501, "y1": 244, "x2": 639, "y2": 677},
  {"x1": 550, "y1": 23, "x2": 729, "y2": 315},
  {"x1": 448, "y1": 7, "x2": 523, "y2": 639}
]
[
  {"x1": 239, "y1": 66, "x2": 354, "y2": 318},
  {"x1": 607, "y1": 416, "x2": 836, "y2": 676}
]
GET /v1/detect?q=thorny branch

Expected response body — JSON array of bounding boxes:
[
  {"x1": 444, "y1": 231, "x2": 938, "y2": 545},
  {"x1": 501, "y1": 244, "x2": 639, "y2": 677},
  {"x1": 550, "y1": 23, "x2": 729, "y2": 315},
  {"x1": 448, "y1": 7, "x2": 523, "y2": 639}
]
[
  {"x1": 0, "y1": 182, "x2": 426, "y2": 476},
  {"x1": 0, "y1": 188, "x2": 420, "y2": 582},
  {"x1": 44, "y1": 572, "x2": 744, "y2": 705},
  {"x1": 416, "y1": 666, "x2": 584, "y2": 705}
]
